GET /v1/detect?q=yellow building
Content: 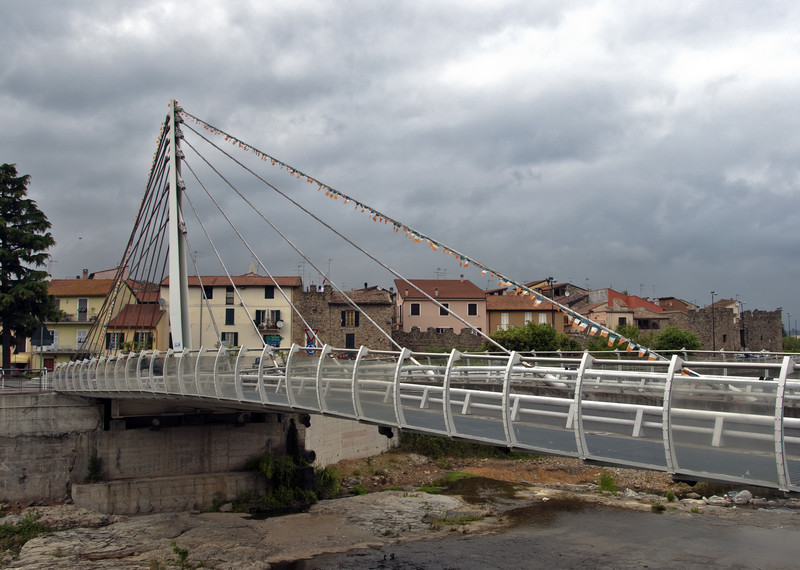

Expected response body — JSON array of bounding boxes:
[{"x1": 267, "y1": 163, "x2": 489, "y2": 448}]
[
  {"x1": 160, "y1": 272, "x2": 303, "y2": 350},
  {"x1": 29, "y1": 278, "x2": 135, "y2": 370}
]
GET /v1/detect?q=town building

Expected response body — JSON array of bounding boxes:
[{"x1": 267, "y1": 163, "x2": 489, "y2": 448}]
[
  {"x1": 292, "y1": 285, "x2": 395, "y2": 351},
  {"x1": 393, "y1": 277, "x2": 486, "y2": 334},
  {"x1": 485, "y1": 293, "x2": 564, "y2": 333},
  {"x1": 160, "y1": 272, "x2": 303, "y2": 350},
  {"x1": 29, "y1": 277, "x2": 136, "y2": 370}
]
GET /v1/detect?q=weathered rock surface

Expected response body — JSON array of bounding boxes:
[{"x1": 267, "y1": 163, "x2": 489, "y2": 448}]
[{"x1": 4, "y1": 492, "x2": 473, "y2": 569}]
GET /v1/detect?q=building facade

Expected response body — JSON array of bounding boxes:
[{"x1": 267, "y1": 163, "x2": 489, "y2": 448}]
[
  {"x1": 292, "y1": 285, "x2": 395, "y2": 351},
  {"x1": 394, "y1": 277, "x2": 486, "y2": 334},
  {"x1": 160, "y1": 273, "x2": 303, "y2": 350}
]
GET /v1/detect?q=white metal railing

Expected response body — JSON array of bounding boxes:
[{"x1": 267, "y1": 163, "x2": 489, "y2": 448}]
[{"x1": 52, "y1": 345, "x2": 800, "y2": 491}]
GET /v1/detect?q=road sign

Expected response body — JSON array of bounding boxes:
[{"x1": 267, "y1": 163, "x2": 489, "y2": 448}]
[
  {"x1": 305, "y1": 329, "x2": 319, "y2": 355},
  {"x1": 30, "y1": 324, "x2": 52, "y2": 347}
]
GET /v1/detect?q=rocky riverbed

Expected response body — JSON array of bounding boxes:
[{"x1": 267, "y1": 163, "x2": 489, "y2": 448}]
[{"x1": 3, "y1": 453, "x2": 800, "y2": 569}]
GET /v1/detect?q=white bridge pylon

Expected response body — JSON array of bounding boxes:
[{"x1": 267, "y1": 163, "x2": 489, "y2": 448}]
[{"x1": 53, "y1": 347, "x2": 800, "y2": 492}]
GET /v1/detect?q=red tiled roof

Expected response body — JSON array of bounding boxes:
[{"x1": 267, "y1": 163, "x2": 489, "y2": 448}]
[
  {"x1": 486, "y1": 295, "x2": 557, "y2": 311},
  {"x1": 107, "y1": 303, "x2": 164, "y2": 328},
  {"x1": 607, "y1": 290, "x2": 663, "y2": 312},
  {"x1": 48, "y1": 279, "x2": 116, "y2": 297},
  {"x1": 394, "y1": 279, "x2": 484, "y2": 300},
  {"x1": 161, "y1": 274, "x2": 302, "y2": 287}
]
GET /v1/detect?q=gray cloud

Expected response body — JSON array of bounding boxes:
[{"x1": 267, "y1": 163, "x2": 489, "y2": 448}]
[{"x1": 2, "y1": 0, "x2": 798, "y2": 328}]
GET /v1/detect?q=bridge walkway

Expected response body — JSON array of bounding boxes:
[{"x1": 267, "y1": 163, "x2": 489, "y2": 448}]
[{"x1": 53, "y1": 347, "x2": 800, "y2": 492}]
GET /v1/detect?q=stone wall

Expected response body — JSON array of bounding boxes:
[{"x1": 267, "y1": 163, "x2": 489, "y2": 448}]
[
  {"x1": 665, "y1": 308, "x2": 782, "y2": 352},
  {"x1": 293, "y1": 286, "x2": 396, "y2": 350},
  {"x1": 391, "y1": 326, "x2": 484, "y2": 352}
]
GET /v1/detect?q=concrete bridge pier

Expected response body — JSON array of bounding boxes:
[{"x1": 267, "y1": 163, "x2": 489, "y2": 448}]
[{"x1": 0, "y1": 392, "x2": 394, "y2": 514}]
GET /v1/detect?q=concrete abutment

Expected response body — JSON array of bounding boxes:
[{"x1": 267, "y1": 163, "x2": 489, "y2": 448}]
[{"x1": 0, "y1": 392, "x2": 394, "y2": 514}]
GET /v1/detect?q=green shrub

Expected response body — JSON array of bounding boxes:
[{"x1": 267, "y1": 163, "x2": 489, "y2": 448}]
[
  {"x1": 651, "y1": 501, "x2": 666, "y2": 513},
  {"x1": 598, "y1": 472, "x2": 616, "y2": 494},
  {"x1": 351, "y1": 484, "x2": 368, "y2": 496},
  {"x1": 241, "y1": 452, "x2": 319, "y2": 513},
  {"x1": 0, "y1": 512, "x2": 51, "y2": 557},
  {"x1": 313, "y1": 466, "x2": 340, "y2": 500},
  {"x1": 665, "y1": 490, "x2": 676, "y2": 502}
]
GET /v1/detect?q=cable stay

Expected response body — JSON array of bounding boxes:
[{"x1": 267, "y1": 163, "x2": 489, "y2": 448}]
[{"x1": 179, "y1": 108, "x2": 663, "y2": 361}]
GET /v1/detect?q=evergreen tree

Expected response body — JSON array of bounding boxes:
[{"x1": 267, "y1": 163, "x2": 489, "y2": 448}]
[{"x1": 0, "y1": 164, "x2": 57, "y2": 369}]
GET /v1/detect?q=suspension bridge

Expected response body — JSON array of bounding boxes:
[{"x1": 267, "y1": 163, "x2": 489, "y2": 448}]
[{"x1": 53, "y1": 101, "x2": 800, "y2": 492}]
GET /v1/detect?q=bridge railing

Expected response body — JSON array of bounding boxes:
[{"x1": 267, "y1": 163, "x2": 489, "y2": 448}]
[{"x1": 52, "y1": 346, "x2": 799, "y2": 491}]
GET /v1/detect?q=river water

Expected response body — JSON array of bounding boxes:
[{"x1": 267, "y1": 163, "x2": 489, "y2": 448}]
[{"x1": 285, "y1": 478, "x2": 800, "y2": 569}]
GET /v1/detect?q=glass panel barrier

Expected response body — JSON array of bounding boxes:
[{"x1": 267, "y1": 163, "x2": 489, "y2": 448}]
[
  {"x1": 179, "y1": 350, "x2": 201, "y2": 396},
  {"x1": 196, "y1": 348, "x2": 218, "y2": 398},
  {"x1": 397, "y1": 352, "x2": 451, "y2": 435},
  {"x1": 86, "y1": 359, "x2": 99, "y2": 391},
  {"x1": 507, "y1": 363, "x2": 579, "y2": 456},
  {"x1": 259, "y1": 347, "x2": 290, "y2": 406},
  {"x1": 147, "y1": 351, "x2": 166, "y2": 393},
  {"x1": 163, "y1": 351, "x2": 180, "y2": 394},
  {"x1": 671, "y1": 375, "x2": 779, "y2": 487},
  {"x1": 236, "y1": 347, "x2": 263, "y2": 403},
  {"x1": 447, "y1": 354, "x2": 509, "y2": 444},
  {"x1": 286, "y1": 347, "x2": 323, "y2": 411},
  {"x1": 782, "y1": 380, "x2": 800, "y2": 490},
  {"x1": 580, "y1": 370, "x2": 668, "y2": 469},
  {"x1": 214, "y1": 347, "x2": 238, "y2": 400},
  {"x1": 319, "y1": 348, "x2": 359, "y2": 417},
  {"x1": 355, "y1": 352, "x2": 403, "y2": 425}
]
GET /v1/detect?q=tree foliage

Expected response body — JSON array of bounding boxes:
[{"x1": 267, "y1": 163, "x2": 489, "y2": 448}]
[
  {"x1": 0, "y1": 164, "x2": 57, "y2": 368},
  {"x1": 588, "y1": 323, "x2": 700, "y2": 353},
  {"x1": 482, "y1": 322, "x2": 580, "y2": 353},
  {"x1": 651, "y1": 325, "x2": 702, "y2": 351},
  {"x1": 784, "y1": 336, "x2": 800, "y2": 353}
]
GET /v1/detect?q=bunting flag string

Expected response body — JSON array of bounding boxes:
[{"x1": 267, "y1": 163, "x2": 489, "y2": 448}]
[{"x1": 177, "y1": 106, "x2": 666, "y2": 361}]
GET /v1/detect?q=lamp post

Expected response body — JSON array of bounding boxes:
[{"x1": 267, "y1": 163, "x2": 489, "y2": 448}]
[
  {"x1": 711, "y1": 291, "x2": 717, "y2": 352},
  {"x1": 739, "y1": 300, "x2": 746, "y2": 351},
  {"x1": 788, "y1": 312, "x2": 792, "y2": 337}
]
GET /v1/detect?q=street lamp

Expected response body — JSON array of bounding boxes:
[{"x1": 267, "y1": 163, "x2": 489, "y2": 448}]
[
  {"x1": 788, "y1": 312, "x2": 793, "y2": 337},
  {"x1": 711, "y1": 291, "x2": 717, "y2": 352},
  {"x1": 739, "y1": 300, "x2": 746, "y2": 351}
]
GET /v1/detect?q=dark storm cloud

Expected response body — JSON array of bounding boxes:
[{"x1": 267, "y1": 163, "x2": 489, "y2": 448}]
[{"x1": 1, "y1": 0, "x2": 798, "y2": 323}]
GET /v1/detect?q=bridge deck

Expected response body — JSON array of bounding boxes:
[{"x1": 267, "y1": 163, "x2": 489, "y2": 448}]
[{"x1": 53, "y1": 346, "x2": 800, "y2": 491}]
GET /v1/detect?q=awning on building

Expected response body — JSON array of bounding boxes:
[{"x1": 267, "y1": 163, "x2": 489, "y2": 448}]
[{"x1": 11, "y1": 354, "x2": 31, "y2": 364}]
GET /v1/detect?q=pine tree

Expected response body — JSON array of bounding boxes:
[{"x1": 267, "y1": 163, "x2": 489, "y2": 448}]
[{"x1": 0, "y1": 164, "x2": 57, "y2": 369}]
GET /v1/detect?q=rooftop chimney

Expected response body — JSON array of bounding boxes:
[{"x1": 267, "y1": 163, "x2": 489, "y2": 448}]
[
  {"x1": 82, "y1": 269, "x2": 89, "y2": 279},
  {"x1": 460, "y1": 274, "x2": 464, "y2": 282}
]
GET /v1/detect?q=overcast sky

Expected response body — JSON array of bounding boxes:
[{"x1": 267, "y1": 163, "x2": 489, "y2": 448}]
[{"x1": 2, "y1": 1, "x2": 799, "y2": 330}]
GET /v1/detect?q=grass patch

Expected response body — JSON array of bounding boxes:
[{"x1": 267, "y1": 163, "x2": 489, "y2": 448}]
[
  {"x1": 418, "y1": 471, "x2": 478, "y2": 494},
  {"x1": 437, "y1": 472, "x2": 478, "y2": 484},
  {"x1": 398, "y1": 433, "x2": 526, "y2": 460},
  {"x1": 417, "y1": 484, "x2": 445, "y2": 494},
  {"x1": 651, "y1": 501, "x2": 666, "y2": 513},
  {"x1": 0, "y1": 512, "x2": 51, "y2": 558},
  {"x1": 351, "y1": 483, "x2": 368, "y2": 496},
  {"x1": 598, "y1": 472, "x2": 616, "y2": 495}
]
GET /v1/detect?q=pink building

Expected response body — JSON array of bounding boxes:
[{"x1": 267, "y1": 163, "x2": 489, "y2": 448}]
[{"x1": 394, "y1": 278, "x2": 486, "y2": 333}]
